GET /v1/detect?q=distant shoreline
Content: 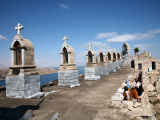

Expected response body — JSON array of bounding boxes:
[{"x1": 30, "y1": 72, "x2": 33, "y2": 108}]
[{"x1": 0, "y1": 68, "x2": 58, "y2": 81}]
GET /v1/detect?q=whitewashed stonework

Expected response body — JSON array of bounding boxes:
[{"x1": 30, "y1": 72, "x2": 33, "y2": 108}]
[
  {"x1": 58, "y1": 36, "x2": 80, "y2": 87},
  {"x1": 112, "y1": 48, "x2": 120, "y2": 70},
  {"x1": 98, "y1": 46, "x2": 109, "y2": 76},
  {"x1": 84, "y1": 43, "x2": 101, "y2": 80},
  {"x1": 106, "y1": 47, "x2": 116, "y2": 72},
  {"x1": 6, "y1": 23, "x2": 43, "y2": 98}
]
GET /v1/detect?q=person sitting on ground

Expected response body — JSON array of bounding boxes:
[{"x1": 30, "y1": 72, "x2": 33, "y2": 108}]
[
  {"x1": 123, "y1": 86, "x2": 131, "y2": 101},
  {"x1": 135, "y1": 78, "x2": 144, "y2": 96},
  {"x1": 130, "y1": 84, "x2": 139, "y2": 102}
]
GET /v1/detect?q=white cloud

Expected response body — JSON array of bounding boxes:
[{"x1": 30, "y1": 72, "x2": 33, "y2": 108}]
[
  {"x1": 95, "y1": 29, "x2": 160, "y2": 42},
  {"x1": 134, "y1": 44, "x2": 159, "y2": 51},
  {"x1": 79, "y1": 41, "x2": 108, "y2": 48},
  {"x1": 95, "y1": 32, "x2": 117, "y2": 40},
  {"x1": 0, "y1": 35, "x2": 7, "y2": 40},
  {"x1": 35, "y1": 59, "x2": 38, "y2": 62},
  {"x1": 76, "y1": 51, "x2": 87, "y2": 57},
  {"x1": 59, "y1": 3, "x2": 68, "y2": 9}
]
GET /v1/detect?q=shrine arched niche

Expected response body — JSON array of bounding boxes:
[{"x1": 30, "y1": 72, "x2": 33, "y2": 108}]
[
  {"x1": 117, "y1": 53, "x2": 120, "y2": 59},
  {"x1": 88, "y1": 51, "x2": 93, "y2": 63},
  {"x1": 100, "y1": 52, "x2": 103, "y2": 62},
  {"x1": 124, "y1": 44, "x2": 127, "y2": 51},
  {"x1": 113, "y1": 52, "x2": 116, "y2": 59},
  {"x1": 107, "y1": 52, "x2": 111, "y2": 60},
  {"x1": 13, "y1": 41, "x2": 22, "y2": 65},
  {"x1": 63, "y1": 47, "x2": 68, "y2": 64}
]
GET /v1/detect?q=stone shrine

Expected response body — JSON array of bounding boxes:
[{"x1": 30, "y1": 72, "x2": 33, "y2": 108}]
[
  {"x1": 6, "y1": 23, "x2": 43, "y2": 98},
  {"x1": 98, "y1": 46, "x2": 109, "y2": 76},
  {"x1": 106, "y1": 47, "x2": 116, "y2": 72},
  {"x1": 112, "y1": 48, "x2": 120, "y2": 70},
  {"x1": 122, "y1": 42, "x2": 130, "y2": 56},
  {"x1": 84, "y1": 43, "x2": 101, "y2": 80},
  {"x1": 58, "y1": 36, "x2": 80, "y2": 87},
  {"x1": 116, "y1": 49, "x2": 123, "y2": 67}
]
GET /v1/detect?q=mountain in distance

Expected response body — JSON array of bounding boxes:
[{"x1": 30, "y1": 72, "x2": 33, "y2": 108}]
[{"x1": 0, "y1": 64, "x2": 9, "y2": 69}]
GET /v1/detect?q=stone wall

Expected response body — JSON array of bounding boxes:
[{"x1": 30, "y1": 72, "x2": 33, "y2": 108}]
[
  {"x1": 107, "y1": 63, "x2": 116, "y2": 72},
  {"x1": 6, "y1": 74, "x2": 41, "y2": 98},
  {"x1": 98, "y1": 66, "x2": 109, "y2": 76},
  {"x1": 58, "y1": 70, "x2": 79, "y2": 86},
  {"x1": 84, "y1": 67, "x2": 101, "y2": 80}
]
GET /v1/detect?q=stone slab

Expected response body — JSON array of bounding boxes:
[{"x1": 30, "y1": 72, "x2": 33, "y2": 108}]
[
  {"x1": 49, "y1": 112, "x2": 59, "y2": 120},
  {"x1": 84, "y1": 67, "x2": 101, "y2": 80},
  {"x1": 111, "y1": 96, "x2": 124, "y2": 101},
  {"x1": 58, "y1": 70, "x2": 80, "y2": 86},
  {"x1": 6, "y1": 75, "x2": 41, "y2": 98},
  {"x1": 17, "y1": 110, "x2": 33, "y2": 120}
]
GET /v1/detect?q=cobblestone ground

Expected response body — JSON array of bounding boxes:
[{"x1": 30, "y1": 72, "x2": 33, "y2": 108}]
[{"x1": 0, "y1": 67, "x2": 134, "y2": 120}]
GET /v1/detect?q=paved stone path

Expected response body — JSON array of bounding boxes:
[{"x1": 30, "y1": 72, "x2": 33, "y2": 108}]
[{"x1": 0, "y1": 67, "x2": 134, "y2": 120}]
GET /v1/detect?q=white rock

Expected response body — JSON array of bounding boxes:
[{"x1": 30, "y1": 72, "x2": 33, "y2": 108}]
[
  {"x1": 125, "y1": 101, "x2": 134, "y2": 111},
  {"x1": 117, "y1": 88, "x2": 124, "y2": 93},
  {"x1": 26, "y1": 92, "x2": 44, "y2": 99},
  {"x1": 111, "y1": 96, "x2": 124, "y2": 101},
  {"x1": 44, "y1": 90, "x2": 59, "y2": 97},
  {"x1": 133, "y1": 102, "x2": 141, "y2": 108},
  {"x1": 147, "y1": 84, "x2": 155, "y2": 92},
  {"x1": 111, "y1": 100, "x2": 121, "y2": 107}
]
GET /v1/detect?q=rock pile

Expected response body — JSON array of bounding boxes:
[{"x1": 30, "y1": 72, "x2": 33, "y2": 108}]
[
  {"x1": 110, "y1": 70, "x2": 160, "y2": 119},
  {"x1": 41, "y1": 80, "x2": 58, "y2": 88}
]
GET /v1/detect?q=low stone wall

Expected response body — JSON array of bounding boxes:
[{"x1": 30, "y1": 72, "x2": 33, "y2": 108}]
[
  {"x1": 98, "y1": 66, "x2": 109, "y2": 76},
  {"x1": 84, "y1": 67, "x2": 101, "y2": 80},
  {"x1": 107, "y1": 63, "x2": 116, "y2": 72},
  {"x1": 6, "y1": 74, "x2": 42, "y2": 98},
  {"x1": 110, "y1": 70, "x2": 159, "y2": 119},
  {"x1": 58, "y1": 70, "x2": 79, "y2": 86},
  {"x1": 113, "y1": 61, "x2": 120, "y2": 69}
]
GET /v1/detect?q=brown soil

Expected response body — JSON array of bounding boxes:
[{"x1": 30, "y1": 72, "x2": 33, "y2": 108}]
[{"x1": 0, "y1": 67, "x2": 134, "y2": 120}]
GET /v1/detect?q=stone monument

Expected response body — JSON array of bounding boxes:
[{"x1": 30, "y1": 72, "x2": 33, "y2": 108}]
[
  {"x1": 98, "y1": 46, "x2": 109, "y2": 76},
  {"x1": 117, "y1": 49, "x2": 123, "y2": 67},
  {"x1": 122, "y1": 42, "x2": 130, "y2": 56},
  {"x1": 58, "y1": 36, "x2": 80, "y2": 87},
  {"x1": 106, "y1": 48, "x2": 116, "y2": 72},
  {"x1": 112, "y1": 48, "x2": 120, "y2": 69},
  {"x1": 84, "y1": 43, "x2": 101, "y2": 80},
  {"x1": 6, "y1": 23, "x2": 43, "y2": 98},
  {"x1": 106, "y1": 34, "x2": 116, "y2": 72}
]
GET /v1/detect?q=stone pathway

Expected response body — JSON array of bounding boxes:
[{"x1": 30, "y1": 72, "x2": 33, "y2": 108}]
[{"x1": 0, "y1": 68, "x2": 134, "y2": 120}]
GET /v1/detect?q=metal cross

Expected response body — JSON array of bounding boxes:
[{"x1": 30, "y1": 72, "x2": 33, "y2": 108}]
[
  {"x1": 15, "y1": 23, "x2": 24, "y2": 35},
  {"x1": 99, "y1": 46, "x2": 103, "y2": 50},
  {"x1": 107, "y1": 33, "x2": 109, "y2": 48},
  {"x1": 113, "y1": 48, "x2": 115, "y2": 52},
  {"x1": 88, "y1": 43, "x2": 92, "y2": 49},
  {"x1": 63, "y1": 36, "x2": 68, "y2": 44}
]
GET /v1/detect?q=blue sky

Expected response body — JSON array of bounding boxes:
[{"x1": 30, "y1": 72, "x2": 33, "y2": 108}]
[{"x1": 0, "y1": 0, "x2": 160, "y2": 67}]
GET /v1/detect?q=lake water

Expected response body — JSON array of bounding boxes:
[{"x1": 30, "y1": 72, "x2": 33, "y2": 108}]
[{"x1": 0, "y1": 66, "x2": 85, "y2": 87}]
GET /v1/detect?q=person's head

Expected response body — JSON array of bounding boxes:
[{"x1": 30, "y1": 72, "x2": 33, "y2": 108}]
[
  {"x1": 135, "y1": 78, "x2": 138, "y2": 83},
  {"x1": 124, "y1": 86, "x2": 128, "y2": 91}
]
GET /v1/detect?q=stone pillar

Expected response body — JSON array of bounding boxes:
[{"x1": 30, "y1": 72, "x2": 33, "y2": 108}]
[
  {"x1": 22, "y1": 49, "x2": 25, "y2": 65},
  {"x1": 68, "y1": 53, "x2": 70, "y2": 64},
  {"x1": 86, "y1": 55, "x2": 88, "y2": 63},
  {"x1": 93, "y1": 55, "x2": 94, "y2": 63},
  {"x1": 11, "y1": 50, "x2": 15, "y2": 66},
  {"x1": 61, "y1": 54, "x2": 63, "y2": 64}
]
